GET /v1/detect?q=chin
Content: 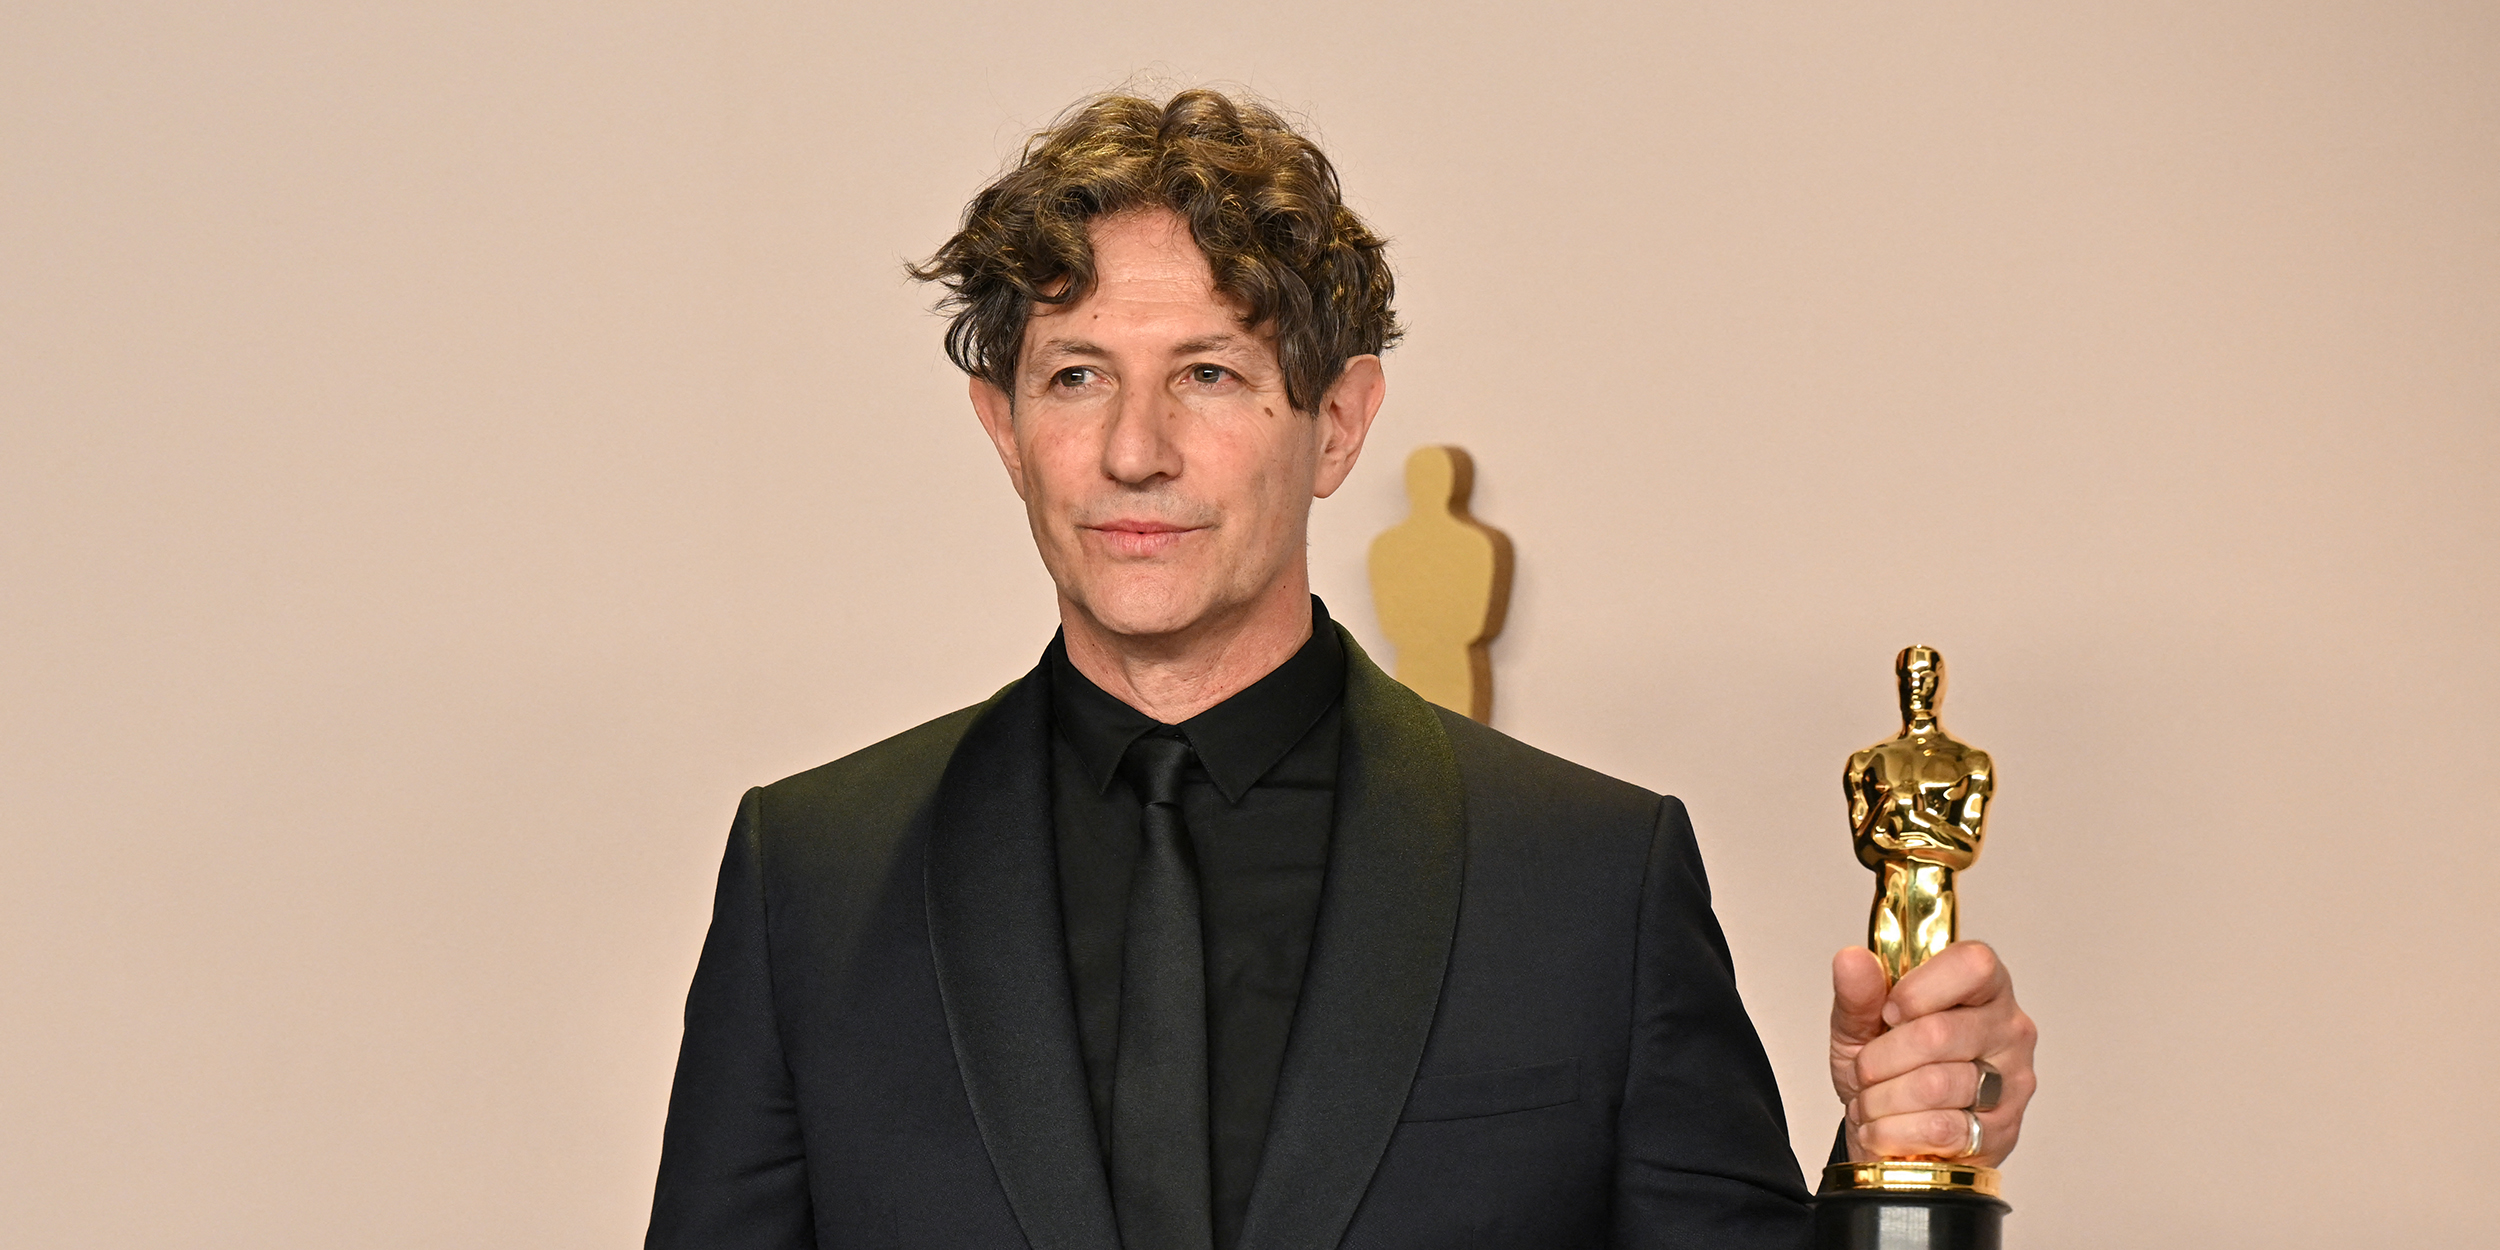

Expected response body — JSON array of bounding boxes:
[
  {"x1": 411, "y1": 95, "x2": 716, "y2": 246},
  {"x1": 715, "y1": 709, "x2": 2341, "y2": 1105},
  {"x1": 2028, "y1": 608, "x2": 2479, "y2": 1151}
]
[
  {"x1": 1070, "y1": 573, "x2": 1229, "y2": 641},
  {"x1": 1080, "y1": 595, "x2": 1218, "y2": 642}
]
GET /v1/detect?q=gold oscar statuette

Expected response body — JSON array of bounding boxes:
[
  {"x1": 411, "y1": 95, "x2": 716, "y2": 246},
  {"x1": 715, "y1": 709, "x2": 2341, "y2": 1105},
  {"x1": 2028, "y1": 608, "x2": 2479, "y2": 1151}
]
[{"x1": 1813, "y1": 646, "x2": 2010, "y2": 1249}]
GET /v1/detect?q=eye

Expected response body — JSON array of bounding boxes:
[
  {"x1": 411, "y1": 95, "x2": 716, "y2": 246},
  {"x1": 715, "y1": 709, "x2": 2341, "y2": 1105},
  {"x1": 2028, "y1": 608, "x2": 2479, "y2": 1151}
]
[
  {"x1": 1053, "y1": 366, "x2": 1096, "y2": 389},
  {"x1": 1189, "y1": 364, "x2": 1231, "y2": 385}
]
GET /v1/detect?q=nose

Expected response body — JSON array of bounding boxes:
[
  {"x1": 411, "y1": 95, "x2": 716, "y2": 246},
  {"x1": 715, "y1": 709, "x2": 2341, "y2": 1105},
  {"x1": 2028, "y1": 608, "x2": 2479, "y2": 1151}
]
[{"x1": 1100, "y1": 383, "x2": 1181, "y2": 486}]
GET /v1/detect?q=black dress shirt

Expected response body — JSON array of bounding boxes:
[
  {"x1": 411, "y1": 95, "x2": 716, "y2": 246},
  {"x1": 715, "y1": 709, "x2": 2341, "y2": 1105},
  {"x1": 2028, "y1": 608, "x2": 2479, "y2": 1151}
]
[{"x1": 1048, "y1": 598, "x2": 1345, "y2": 1250}]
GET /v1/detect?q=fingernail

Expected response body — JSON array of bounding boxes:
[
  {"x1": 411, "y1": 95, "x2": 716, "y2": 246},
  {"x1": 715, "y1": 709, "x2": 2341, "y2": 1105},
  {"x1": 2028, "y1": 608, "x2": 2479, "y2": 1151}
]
[{"x1": 1881, "y1": 1002, "x2": 1901, "y2": 1027}]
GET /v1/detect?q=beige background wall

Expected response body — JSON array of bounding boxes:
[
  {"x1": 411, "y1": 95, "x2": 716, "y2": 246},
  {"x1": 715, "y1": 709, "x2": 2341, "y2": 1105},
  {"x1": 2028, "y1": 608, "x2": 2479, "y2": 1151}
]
[{"x1": 6, "y1": 2, "x2": 2493, "y2": 1246}]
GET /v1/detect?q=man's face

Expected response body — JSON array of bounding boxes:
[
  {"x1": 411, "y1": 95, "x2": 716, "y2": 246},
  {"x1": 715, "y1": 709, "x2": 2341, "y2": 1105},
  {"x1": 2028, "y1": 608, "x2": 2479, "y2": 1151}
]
[{"x1": 970, "y1": 208, "x2": 1380, "y2": 644}]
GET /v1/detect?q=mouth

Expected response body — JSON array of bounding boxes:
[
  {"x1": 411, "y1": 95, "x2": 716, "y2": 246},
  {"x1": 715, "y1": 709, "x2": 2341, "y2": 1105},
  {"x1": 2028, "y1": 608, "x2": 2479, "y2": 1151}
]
[{"x1": 1083, "y1": 519, "x2": 1203, "y2": 558}]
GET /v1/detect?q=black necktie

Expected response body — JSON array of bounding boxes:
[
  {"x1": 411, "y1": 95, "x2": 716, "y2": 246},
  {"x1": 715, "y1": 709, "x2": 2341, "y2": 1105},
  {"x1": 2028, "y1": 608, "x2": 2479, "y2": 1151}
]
[{"x1": 1111, "y1": 731, "x2": 1214, "y2": 1250}]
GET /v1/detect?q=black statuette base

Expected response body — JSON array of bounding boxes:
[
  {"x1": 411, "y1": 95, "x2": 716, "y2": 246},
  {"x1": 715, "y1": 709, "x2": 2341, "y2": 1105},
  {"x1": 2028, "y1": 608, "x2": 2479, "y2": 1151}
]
[{"x1": 1812, "y1": 1188, "x2": 2009, "y2": 1250}]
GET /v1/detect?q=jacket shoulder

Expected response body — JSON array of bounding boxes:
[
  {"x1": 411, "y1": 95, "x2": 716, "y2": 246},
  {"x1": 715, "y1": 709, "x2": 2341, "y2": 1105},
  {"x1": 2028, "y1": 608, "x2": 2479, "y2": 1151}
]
[
  {"x1": 749, "y1": 690, "x2": 1005, "y2": 841},
  {"x1": 1430, "y1": 705, "x2": 1670, "y2": 833}
]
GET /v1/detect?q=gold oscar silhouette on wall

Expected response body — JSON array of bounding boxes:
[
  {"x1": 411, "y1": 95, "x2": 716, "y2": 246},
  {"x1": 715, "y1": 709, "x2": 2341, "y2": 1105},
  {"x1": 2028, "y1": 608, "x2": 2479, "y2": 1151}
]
[{"x1": 1367, "y1": 446, "x2": 1514, "y2": 722}]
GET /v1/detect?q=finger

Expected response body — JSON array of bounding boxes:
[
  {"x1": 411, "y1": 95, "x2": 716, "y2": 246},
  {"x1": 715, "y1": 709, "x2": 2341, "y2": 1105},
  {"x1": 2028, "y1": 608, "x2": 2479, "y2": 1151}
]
[
  {"x1": 1859, "y1": 1047, "x2": 2039, "y2": 1139},
  {"x1": 1883, "y1": 941, "x2": 2010, "y2": 1027},
  {"x1": 1849, "y1": 1060, "x2": 1987, "y2": 1124},
  {"x1": 1854, "y1": 1002, "x2": 1996, "y2": 1086},
  {"x1": 1853, "y1": 1108, "x2": 1974, "y2": 1158},
  {"x1": 1829, "y1": 947, "x2": 1890, "y2": 1046},
  {"x1": 1855, "y1": 1107, "x2": 2020, "y2": 1167},
  {"x1": 1862, "y1": 986, "x2": 2038, "y2": 1090}
]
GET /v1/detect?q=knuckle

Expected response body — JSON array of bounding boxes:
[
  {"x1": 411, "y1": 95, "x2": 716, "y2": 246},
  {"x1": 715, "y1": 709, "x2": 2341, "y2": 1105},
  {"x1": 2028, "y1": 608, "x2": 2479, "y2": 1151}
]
[
  {"x1": 1912, "y1": 1012, "x2": 1958, "y2": 1052},
  {"x1": 2010, "y1": 1013, "x2": 2040, "y2": 1049},
  {"x1": 1913, "y1": 1064, "x2": 1958, "y2": 1105}
]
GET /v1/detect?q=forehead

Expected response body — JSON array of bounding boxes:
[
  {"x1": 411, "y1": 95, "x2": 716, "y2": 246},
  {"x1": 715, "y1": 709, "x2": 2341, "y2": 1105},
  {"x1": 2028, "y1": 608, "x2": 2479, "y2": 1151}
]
[
  {"x1": 1021, "y1": 209, "x2": 1261, "y2": 361},
  {"x1": 1087, "y1": 210, "x2": 1215, "y2": 295}
]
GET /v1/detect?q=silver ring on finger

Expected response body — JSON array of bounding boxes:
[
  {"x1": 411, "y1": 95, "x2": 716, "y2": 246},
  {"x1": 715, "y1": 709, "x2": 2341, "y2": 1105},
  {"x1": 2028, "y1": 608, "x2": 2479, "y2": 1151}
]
[
  {"x1": 1969, "y1": 1059, "x2": 2003, "y2": 1112},
  {"x1": 1959, "y1": 1109, "x2": 1985, "y2": 1158}
]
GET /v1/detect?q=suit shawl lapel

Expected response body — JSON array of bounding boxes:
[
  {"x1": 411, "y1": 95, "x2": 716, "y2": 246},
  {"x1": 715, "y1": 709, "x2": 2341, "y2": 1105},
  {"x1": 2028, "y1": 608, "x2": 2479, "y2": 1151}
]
[
  {"x1": 925, "y1": 666, "x2": 1121, "y2": 1250},
  {"x1": 1238, "y1": 630, "x2": 1467, "y2": 1250}
]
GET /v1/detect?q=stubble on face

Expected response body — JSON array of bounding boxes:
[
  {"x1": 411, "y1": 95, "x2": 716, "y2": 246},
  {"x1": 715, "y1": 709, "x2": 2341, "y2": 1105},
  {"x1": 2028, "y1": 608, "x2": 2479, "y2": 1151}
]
[{"x1": 998, "y1": 210, "x2": 1321, "y2": 655}]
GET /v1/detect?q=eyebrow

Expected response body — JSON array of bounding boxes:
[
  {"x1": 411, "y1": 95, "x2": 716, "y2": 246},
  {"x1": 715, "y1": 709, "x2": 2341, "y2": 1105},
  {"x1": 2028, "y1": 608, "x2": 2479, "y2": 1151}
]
[
  {"x1": 1025, "y1": 333, "x2": 1257, "y2": 367},
  {"x1": 1028, "y1": 337, "x2": 1107, "y2": 363},
  {"x1": 1171, "y1": 334, "x2": 1252, "y2": 356}
]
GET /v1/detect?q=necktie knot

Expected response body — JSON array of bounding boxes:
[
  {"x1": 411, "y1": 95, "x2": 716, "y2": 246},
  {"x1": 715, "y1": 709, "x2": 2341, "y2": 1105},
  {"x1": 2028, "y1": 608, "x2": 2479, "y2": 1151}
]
[{"x1": 1121, "y1": 731, "x2": 1194, "y2": 809}]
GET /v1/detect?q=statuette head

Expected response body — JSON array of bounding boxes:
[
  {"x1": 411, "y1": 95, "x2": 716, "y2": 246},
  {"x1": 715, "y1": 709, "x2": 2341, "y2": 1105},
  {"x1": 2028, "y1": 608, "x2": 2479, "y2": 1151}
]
[{"x1": 1896, "y1": 645, "x2": 1944, "y2": 725}]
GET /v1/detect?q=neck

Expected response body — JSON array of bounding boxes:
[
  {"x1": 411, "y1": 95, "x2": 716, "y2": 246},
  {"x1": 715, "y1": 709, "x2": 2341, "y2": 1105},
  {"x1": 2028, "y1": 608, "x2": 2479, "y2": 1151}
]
[
  {"x1": 1903, "y1": 707, "x2": 1938, "y2": 733},
  {"x1": 1059, "y1": 572, "x2": 1315, "y2": 724}
]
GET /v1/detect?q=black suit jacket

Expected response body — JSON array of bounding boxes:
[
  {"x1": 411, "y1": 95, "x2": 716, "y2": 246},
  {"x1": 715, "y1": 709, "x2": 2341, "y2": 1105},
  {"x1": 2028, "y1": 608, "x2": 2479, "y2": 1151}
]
[{"x1": 648, "y1": 631, "x2": 1812, "y2": 1248}]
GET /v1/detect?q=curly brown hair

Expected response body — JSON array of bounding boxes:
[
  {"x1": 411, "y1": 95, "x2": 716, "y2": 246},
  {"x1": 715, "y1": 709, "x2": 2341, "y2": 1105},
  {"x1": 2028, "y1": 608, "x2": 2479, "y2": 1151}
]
[{"x1": 908, "y1": 89, "x2": 1401, "y2": 413}]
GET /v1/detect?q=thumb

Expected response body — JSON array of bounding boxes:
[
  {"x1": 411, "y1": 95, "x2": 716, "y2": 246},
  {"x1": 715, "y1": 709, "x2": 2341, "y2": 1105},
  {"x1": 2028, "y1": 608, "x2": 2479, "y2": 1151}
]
[{"x1": 1829, "y1": 946, "x2": 1890, "y2": 1046}]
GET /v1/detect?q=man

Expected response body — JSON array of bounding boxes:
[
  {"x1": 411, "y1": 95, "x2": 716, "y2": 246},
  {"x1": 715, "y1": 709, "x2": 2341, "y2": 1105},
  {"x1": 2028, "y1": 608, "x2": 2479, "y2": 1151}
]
[{"x1": 647, "y1": 90, "x2": 2036, "y2": 1249}]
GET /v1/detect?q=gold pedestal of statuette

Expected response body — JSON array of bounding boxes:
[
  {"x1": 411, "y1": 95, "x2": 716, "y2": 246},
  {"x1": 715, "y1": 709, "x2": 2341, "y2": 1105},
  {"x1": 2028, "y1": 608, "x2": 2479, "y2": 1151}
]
[{"x1": 1820, "y1": 1158, "x2": 2001, "y2": 1198}]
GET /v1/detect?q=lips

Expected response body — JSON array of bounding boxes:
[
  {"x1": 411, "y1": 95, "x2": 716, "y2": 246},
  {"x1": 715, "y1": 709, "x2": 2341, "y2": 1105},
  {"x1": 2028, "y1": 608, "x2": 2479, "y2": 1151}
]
[{"x1": 1085, "y1": 520, "x2": 1200, "y2": 558}]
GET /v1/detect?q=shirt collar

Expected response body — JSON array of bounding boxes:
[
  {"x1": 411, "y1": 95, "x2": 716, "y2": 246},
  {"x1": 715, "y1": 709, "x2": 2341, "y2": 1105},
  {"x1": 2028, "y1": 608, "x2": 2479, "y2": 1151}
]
[{"x1": 1048, "y1": 596, "x2": 1346, "y2": 804}]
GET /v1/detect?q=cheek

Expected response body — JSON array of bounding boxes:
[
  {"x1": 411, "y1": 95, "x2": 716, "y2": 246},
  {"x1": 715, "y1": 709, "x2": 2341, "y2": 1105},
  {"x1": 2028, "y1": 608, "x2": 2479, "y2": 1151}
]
[
  {"x1": 1211, "y1": 435, "x2": 1295, "y2": 509},
  {"x1": 1225, "y1": 432, "x2": 1318, "y2": 549},
  {"x1": 1256, "y1": 421, "x2": 1323, "y2": 508},
  {"x1": 1017, "y1": 429, "x2": 1095, "y2": 509}
]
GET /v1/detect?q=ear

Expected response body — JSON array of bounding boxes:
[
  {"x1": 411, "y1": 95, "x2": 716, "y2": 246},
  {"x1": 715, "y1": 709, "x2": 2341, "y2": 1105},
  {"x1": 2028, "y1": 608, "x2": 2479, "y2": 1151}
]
[
  {"x1": 1310, "y1": 354, "x2": 1386, "y2": 500},
  {"x1": 969, "y1": 374, "x2": 1030, "y2": 501}
]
